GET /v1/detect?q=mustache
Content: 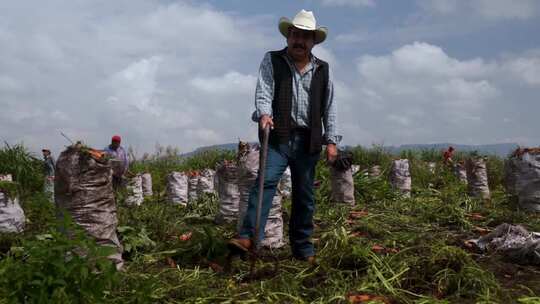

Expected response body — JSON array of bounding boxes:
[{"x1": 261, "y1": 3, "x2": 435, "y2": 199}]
[{"x1": 292, "y1": 43, "x2": 306, "y2": 50}]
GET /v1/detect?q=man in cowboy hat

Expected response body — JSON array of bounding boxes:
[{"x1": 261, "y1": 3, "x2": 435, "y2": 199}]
[
  {"x1": 104, "y1": 135, "x2": 129, "y2": 190},
  {"x1": 42, "y1": 148, "x2": 55, "y2": 201},
  {"x1": 229, "y1": 9, "x2": 340, "y2": 264}
]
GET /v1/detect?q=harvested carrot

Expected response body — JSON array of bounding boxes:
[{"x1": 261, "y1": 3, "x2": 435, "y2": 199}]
[
  {"x1": 88, "y1": 149, "x2": 105, "y2": 160},
  {"x1": 179, "y1": 231, "x2": 193, "y2": 241},
  {"x1": 371, "y1": 244, "x2": 385, "y2": 253},
  {"x1": 347, "y1": 293, "x2": 390, "y2": 303}
]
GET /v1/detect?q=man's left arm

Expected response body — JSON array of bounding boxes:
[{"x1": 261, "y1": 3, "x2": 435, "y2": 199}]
[{"x1": 323, "y1": 68, "x2": 340, "y2": 163}]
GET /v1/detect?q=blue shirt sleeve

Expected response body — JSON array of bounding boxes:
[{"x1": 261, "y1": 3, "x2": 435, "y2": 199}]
[
  {"x1": 253, "y1": 52, "x2": 274, "y2": 122},
  {"x1": 323, "y1": 67, "x2": 341, "y2": 145}
]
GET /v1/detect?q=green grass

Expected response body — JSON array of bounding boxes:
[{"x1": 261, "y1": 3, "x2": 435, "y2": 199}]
[
  {"x1": 0, "y1": 144, "x2": 539, "y2": 303},
  {"x1": 0, "y1": 143, "x2": 44, "y2": 196}
]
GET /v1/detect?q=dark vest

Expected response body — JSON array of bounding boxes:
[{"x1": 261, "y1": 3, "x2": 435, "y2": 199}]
[{"x1": 267, "y1": 48, "x2": 329, "y2": 154}]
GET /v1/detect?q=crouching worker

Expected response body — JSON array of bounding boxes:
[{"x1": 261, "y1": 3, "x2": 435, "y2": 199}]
[
  {"x1": 104, "y1": 135, "x2": 129, "y2": 190},
  {"x1": 443, "y1": 146, "x2": 455, "y2": 166},
  {"x1": 228, "y1": 9, "x2": 340, "y2": 265}
]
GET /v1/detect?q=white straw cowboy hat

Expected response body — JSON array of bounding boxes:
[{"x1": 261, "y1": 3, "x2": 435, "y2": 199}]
[{"x1": 278, "y1": 9, "x2": 328, "y2": 44}]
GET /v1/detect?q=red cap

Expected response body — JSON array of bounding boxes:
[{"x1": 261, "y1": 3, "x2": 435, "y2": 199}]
[{"x1": 111, "y1": 135, "x2": 121, "y2": 143}]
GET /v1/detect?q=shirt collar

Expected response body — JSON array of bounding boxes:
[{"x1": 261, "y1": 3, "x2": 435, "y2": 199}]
[{"x1": 282, "y1": 50, "x2": 319, "y2": 73}]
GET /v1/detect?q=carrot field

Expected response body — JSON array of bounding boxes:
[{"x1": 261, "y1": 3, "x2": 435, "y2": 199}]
[{"x1": 0, "y1": 144, "x2": 539, "y2": 303}]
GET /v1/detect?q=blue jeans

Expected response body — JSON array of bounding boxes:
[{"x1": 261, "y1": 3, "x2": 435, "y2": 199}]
[{"x1": 238, "y1": 131, "x2": 320, "y2": 258}]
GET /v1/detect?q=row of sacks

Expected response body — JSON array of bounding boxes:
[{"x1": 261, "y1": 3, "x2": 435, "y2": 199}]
[
  {"x1": 360, "y1": 158, "x2": 490, "y2": 199},
  {"x1": 504, "y1": 148, "x2": 540, "y2": 211},
  {"x1": 126, "y1": 168, "x2": 217, "y2": 207},
  {"x1": 166, "y1": 169, "x2": 217, "y2": 206},
  {"x1": 125, "y1": 173, "x2": 153, "y2": 206},
  {"x1": 352, "y1": 160, "x2": 413, "y2": 197}
]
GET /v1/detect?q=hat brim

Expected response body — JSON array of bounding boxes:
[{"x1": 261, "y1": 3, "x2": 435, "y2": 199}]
[{"x1": 278, "y1": 17, "x2": 327, "y2": 44}]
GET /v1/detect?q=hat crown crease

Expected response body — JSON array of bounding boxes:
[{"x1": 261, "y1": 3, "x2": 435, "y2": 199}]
[
  {"x1": 293, "y1": 10, "x2": 316, "y2": 29},
  {"x1": 278, "y1": 9, "x2": 327, "y2": 44}
]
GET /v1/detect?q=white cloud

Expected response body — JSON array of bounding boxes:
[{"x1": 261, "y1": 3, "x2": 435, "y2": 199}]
[
  {"x1": 388, "y1": 43, "x2": 495, "y2": 78},
  {"x1": 313, "y1": 45, "x2": 339, "y2": 68},
  {"x1": 501, "y1": 53, "x2": 540, "y2": 86},
  {"x1": 355, "y1": 42, "x2": 498, "y2": 107},
  {"x1": 185, "y1": 128, "x2": 221, "y2": 144},
  {"x1": 386, "y1": 114, "x2": 412, "y2": 126},
  {"x1": 141, "y1": 3, "x2": 246, "y2": 50},
  {"x1": 107, "y1": 56, "x2": 163, "y2": 114},
  {"x1": 433, "y1": 78, "x2": 498, "y2": 109},
  {"x1": 0, "y1": 1, "x2": 538, "y2": 155},
  {"x1": 472, "y1": 0, "x2": 538, "y2": 20},
  {"x1": 419, "y1": 0, "x2": 540, "y2": 20},
  {"x1": 418, "y1": 0, "x2": 459, "y2": 14},
  {"x1": 335, "y1": 32, "x2": 369, "y2": 44},
  {"x1": 337, "y1": 42, "x2": 539, "y2": 146},
  {"x1": 0, "y1": 0, "x2": 272, "y2": 155},
  {"x1": 319, "y1": 0, "x2": 375, "y2": 8},
  {"x1": 0, "y1": 75, "x2": 23, "y2": 92},
  {"x1": 190, "y1": 72, "x2": 256, "y2": 94}
]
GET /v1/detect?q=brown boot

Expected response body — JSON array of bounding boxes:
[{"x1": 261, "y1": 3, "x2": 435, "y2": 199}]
[
  {"x1": 294, "y1": 255, "x2": 318, "y2": 266},
  {"x1": 305, "y1": 256, "x2": 318, "y2": 266},
  {"x1": 227, "y1": 238, "x2": 252, "y2": 255}
]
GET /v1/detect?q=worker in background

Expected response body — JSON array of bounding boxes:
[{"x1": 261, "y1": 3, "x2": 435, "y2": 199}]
[
  {"x1": 42, "y1": 149, "x2": 55, "y2": 202},
  {"x1": 104, "y1": 135, "x2": 129, "y2": 190},
  {"x1": 443, "y1": 146, "x2": 455, "y2": 165}
]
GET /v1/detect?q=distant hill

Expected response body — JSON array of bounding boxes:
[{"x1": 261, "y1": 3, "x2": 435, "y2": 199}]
[
  {"x1": 181, "y1": 143, "x2": 240, "y2": 158},
  {"x1": 184, "y1": 142, "x2": 519, "y2": 158},
  {"x1": 384, "y1": 143, "x2": 519, "y2": 157}
]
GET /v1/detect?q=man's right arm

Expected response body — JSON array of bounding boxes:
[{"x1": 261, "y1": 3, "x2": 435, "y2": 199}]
[{"x1": 254, "y1": 52, "x2": 274, "y2": 129}]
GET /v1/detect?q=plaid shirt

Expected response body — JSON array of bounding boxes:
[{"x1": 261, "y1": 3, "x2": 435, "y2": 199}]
[
  {"x1": 252, "y1": 51, "x2": 341, "y2": 145},
  {"x1": 104, "y1": 145, "x2": 129, "y2": 176},
  {"x1": 43, "y1": 155, "x2": 55, "y2": 177}
]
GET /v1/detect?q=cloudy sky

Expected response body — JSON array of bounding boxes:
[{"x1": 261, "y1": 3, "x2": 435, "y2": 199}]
[{"x1": 1, "y1": 0, "x2": 539, "y2": 156}]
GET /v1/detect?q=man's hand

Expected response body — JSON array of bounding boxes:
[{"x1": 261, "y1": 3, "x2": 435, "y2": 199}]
[
  {"x1": 259, "y1": 114, "x2": 274, "y2": 130},
  {"x1": 326, "y1": 144, "x2": 338, "y2": 164}
]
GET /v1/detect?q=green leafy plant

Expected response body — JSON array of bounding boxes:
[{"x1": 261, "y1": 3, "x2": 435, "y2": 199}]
[
  {"x1": 0, "y1": 218, "x2": 119, "y2": 303},
  {"x1": 117, "y1": 226, "x2": 156, "y2": 256},
  {"x1": 0, "y1": 180, "x2": 19, "y2": 200}
]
